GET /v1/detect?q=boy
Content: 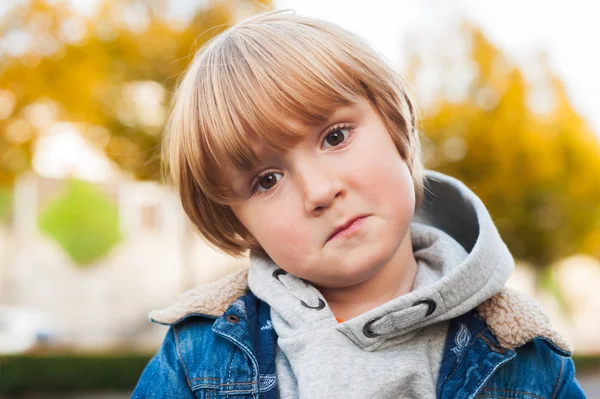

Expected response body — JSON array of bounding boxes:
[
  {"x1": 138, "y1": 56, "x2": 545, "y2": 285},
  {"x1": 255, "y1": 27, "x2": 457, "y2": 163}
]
[{"x1": 133, "y1": 10, "x2": 585, "y2": 398}]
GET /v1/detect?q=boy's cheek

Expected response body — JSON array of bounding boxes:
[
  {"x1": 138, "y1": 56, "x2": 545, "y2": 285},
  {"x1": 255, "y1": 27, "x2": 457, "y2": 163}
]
[
  {"x1": 352, "y1": 159, "x2": 413, "y2": 205},
  {"x1": 252, "y1": 218, "x2": 311, "y2": 253},
  {"x1": 261, "y1": 236, "x2": 315, "y2": 276}
]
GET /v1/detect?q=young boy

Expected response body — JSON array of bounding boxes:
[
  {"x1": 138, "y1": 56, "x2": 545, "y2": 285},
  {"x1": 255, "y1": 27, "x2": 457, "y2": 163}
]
[{"x1": 133, "y1": 11, "x2": 585, "y2": 398}]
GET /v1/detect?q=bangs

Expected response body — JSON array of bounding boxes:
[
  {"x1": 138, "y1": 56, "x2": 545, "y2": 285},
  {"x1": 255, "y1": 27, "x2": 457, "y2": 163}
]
[{"x1": 186, "y1": 14, "x2": 377, "y2": 202}]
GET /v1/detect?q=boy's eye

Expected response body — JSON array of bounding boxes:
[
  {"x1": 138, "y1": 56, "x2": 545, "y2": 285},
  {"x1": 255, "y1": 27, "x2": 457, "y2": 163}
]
[
  {"x1": 323, "y1": 127, "x2": 350, "y2": 149},
  {"x1": 256, "y1": 172, "x2": 282, "y2": 192}
]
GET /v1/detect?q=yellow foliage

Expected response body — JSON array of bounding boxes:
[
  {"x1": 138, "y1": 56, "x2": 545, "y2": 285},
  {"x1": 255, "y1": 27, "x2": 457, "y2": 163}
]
[
  {"x1": 0, "y1": 0, "x2": 272, "y2": 185},
  {"x1": 411, "y1": 25, "x2": 600, "y2": 267}
]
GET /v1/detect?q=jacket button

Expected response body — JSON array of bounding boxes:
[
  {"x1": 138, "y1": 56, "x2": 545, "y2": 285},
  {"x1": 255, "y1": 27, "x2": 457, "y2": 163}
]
[
  {"x1": 225, "y1": 314, "x2": 240, "y2": 324},
  {"x1": 487, "y1": 341, "x2": 508, "y2": 354}
]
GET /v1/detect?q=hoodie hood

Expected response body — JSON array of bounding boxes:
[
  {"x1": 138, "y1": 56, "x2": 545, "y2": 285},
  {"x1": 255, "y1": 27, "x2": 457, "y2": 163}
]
[{"x1": 248, "y1": 169, "x2": 515, "y2": 351}]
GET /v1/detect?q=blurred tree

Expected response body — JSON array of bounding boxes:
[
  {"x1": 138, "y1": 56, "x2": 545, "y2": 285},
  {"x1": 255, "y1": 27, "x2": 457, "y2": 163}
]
[
  {"x1": 0, "y1": 0, "x2": 271, "y2": 186},
  {"x1": 408, "y1": 24, "x2": 600, "y2": 270}
]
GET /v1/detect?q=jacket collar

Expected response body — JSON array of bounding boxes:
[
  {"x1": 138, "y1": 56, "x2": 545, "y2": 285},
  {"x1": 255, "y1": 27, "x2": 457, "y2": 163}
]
[
  {"x1": 149, "y1": 267, "x2": 571, "y2": 354},
  {"x1": 438, "y1": 308, "x2": 572, "y2": 399},
  {"x1": 149, "y1": 267, "x2": 248, "y2": 324},
  {"x1": 475, "y1": 287, "x2": 571, "y2": 353},
  {"x1": 437, "y1": 310, "x2": 517, "y2": 399}
]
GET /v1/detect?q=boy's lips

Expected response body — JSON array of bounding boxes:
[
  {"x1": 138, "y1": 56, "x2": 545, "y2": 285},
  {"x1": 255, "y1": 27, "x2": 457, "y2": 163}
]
[{"x1": 327, "y1": 215, "x2": 369, "y2": 242}]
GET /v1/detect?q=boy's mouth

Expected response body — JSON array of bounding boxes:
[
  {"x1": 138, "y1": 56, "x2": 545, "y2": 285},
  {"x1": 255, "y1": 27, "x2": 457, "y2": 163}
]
[{"x1": 327, "y1": 215, "x2": 369, "y2": 242}]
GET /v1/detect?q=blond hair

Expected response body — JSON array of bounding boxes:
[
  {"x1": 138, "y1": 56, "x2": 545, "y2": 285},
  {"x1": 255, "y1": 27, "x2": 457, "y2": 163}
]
[{"x1": 163, "y1": 10, "x2": 424, "y2": 256}]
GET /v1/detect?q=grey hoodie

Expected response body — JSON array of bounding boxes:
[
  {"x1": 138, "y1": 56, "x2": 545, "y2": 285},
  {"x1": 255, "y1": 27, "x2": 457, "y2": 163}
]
[{"x1": 248, "y1": 170, "x2": 514, "y2": 398}]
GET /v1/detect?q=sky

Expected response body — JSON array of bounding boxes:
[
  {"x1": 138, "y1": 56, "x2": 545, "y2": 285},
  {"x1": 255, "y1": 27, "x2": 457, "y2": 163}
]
[{"x1": 274, "y1": 0, "x2": 600, "y2": 134}]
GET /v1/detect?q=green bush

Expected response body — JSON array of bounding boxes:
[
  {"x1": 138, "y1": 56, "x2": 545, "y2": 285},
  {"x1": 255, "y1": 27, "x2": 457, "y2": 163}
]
[
  {"x1": 0, "y1": 353, "x2": 153, "y2": 395},
  {"x1": 0, "y1": 352, "x2": 596, "y2": 395},
  {"x1": 0, "y1": 187, "x2": 12, "y2": 223},
  {"x1": 38, "y1": 179, "x2": 122, "y2": 266},
  {"x1": 574, "y1": 354, "x2": 600, "y2": 376}
]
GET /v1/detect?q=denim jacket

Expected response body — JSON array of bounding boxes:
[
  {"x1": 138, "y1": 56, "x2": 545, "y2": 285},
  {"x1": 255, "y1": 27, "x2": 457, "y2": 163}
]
[{"x1": 133, "y1": 288, "x2": 585, "y2": 399}]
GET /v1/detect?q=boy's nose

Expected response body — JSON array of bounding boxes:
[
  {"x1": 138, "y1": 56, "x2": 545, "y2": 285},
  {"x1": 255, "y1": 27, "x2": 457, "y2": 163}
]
[{"x1": 298, "y1": 164, "x2": 345, "y2": 214}]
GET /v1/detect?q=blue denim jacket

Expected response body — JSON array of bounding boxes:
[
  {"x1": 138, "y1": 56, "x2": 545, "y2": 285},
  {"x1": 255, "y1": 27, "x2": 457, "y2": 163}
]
[{"x1": 132, "y1": 292, "x2": 585, "y2": 399}]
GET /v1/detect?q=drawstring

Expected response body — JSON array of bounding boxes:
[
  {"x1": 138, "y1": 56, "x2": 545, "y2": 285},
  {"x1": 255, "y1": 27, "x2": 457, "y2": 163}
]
[
  {"x1": 272, "y1": 269, "x2": 325, "y2": 310},
  {"x1": 363, "y1": 299, "x2": 437, "y2": 338},
  {"x1": 272, "y1": 268, "x2": 437, "y2": 338}
]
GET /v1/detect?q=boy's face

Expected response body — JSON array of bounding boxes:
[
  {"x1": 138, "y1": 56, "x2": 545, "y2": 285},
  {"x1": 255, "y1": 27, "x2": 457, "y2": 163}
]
[{"x1": 230, "y1": 98, "x2": 415, "y2": 289}]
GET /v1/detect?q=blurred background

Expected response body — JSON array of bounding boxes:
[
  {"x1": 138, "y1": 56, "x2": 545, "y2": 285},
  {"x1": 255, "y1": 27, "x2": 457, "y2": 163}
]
[{"x1": 0, "y1": 0, "x2": 599, "y2": 397}]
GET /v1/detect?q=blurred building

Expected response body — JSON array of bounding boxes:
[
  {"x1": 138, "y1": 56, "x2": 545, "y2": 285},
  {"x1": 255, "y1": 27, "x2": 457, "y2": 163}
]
[{"x1": 0, "y1": 171, "x2": 247, "y2": 352}]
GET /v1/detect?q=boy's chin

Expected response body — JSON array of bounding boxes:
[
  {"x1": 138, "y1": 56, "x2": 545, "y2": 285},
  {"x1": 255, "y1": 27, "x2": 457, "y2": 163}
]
[
  {"x1": 328, "y1": 242, "x2": 404, "y2": 288},
  {"x1": 311, "y1": 257, "x2": 390, "y2": 289}
]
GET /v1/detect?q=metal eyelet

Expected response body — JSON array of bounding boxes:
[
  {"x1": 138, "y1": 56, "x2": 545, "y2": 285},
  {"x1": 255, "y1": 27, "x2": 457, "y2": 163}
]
[
  {"x1": 225, "y1": 314, "x2": 240, "y2": 324},
  {"x1": 272, "y1": 269, "x2": 287, "y2": 281},
  {"x1": 300, "y1": 298, "x2": 325, "y2": 310},
  {"x1": 362, "y1": 316, "x2": 382, "y2": 338},
  {"x1": 411, "y1": 299, "x2": 437, "y2": 316}
]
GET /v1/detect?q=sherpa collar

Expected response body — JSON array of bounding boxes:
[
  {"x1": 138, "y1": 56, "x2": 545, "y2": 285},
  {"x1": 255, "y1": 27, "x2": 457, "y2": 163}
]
[{"x1": 149, "y1": 267, "x2": 571, "y2": 354}]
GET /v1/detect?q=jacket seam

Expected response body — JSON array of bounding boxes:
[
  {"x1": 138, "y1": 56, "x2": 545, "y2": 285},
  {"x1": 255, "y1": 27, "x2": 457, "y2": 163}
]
[
  {"x1": 438, "y1": 314, "x2": 487, "y2": 395},
  {"x1": 172, "y1": 325, "x2": 193, "y2": 390},
  {"x1": 215, "y1": 382, "x2": 257, "y2": 386},
  {"x1": 227, "y1": 345, "x2": 239, "y2": 393},
  {"x1": 471, "y1": 353, "x2": 516, "y2": 399},
  {"x1": 479, "y1": 334, "x2": 497, "y2": 348},
  {"x1": 218, "y1": 389, "x2": 258, "y2": 394},
  {"x1": 551, "y1": 355, "x2": 565, "y2": 399},
  {"x1": 213, "y1": 326, "x2": 260, "y2": 394},
  {"x1": 191, "y1": 382, "x2": 255, "y2": 388},
  {"x1": 446, "y1": 331, "x2": 485, "y2": 382},
  {"x1": 477, "y1": 395, "x2": 538, "y2": 399},
  {"x1": 481, "y1": 387, "x2": 544, "y2": 399}
]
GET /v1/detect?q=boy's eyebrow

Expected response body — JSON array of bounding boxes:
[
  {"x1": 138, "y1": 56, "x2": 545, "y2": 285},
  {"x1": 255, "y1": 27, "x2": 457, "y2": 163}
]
[
  {"x1": 231, "y1": 142, "x2": 274, "y2": 182},
  {"x1": 286, "y1": 103, "x2": 358, "y2": 139},
  {"x1": 314, "y1": 104, "x2": 357, "y2": 131},
  {"x1": 239, "y1": 102, "x2": 360, "y2": 177}
]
